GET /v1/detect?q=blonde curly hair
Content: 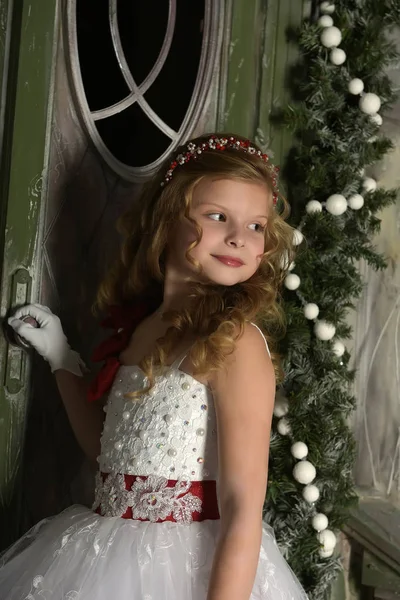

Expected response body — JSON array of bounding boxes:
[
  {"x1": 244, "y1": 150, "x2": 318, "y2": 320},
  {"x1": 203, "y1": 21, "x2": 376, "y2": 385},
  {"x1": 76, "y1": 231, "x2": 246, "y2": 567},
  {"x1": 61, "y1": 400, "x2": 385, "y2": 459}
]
[{"x1": 95, "y1": 133, "x2": 295, "y2": 395}]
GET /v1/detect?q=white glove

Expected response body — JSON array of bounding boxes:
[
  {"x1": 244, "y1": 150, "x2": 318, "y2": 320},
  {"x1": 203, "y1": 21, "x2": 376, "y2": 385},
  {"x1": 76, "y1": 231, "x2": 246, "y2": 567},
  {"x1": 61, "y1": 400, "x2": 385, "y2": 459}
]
[{"x1": 8, "y1": 304, "x2": 85, "y2": 377}]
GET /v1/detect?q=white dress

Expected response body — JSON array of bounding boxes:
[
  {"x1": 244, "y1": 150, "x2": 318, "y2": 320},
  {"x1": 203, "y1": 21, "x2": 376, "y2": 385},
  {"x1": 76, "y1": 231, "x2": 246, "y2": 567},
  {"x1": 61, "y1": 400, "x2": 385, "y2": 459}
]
[{"x1": 0, "y1": 325, "x2": 308, "y2": 599}]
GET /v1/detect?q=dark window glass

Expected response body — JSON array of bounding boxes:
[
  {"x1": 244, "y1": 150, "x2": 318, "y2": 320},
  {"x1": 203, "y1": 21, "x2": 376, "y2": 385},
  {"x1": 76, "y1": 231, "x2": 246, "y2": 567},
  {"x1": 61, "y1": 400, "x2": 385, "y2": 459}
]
[
  {"x1": 76, "y1": 0, "x2": 130, "y2": 110},
  {"x1": 76, "y1": 0, "x2": 205, "y2": 167}
]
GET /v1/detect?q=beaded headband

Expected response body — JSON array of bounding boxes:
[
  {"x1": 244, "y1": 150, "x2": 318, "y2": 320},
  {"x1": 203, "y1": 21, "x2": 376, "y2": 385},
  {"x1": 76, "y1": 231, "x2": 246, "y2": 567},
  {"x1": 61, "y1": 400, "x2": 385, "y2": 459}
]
[{"x1": 161, "y1": 135, "x2": 279, "y2": 205}]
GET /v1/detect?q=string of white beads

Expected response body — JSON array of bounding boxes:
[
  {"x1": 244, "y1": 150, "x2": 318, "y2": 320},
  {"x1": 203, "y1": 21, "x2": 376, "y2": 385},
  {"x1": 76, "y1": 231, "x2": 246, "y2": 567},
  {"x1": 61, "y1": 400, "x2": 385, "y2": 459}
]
[
  {"x1": 284, "y1": 229, "x2": 304, "y2": 290},
  {"x1": 284, "y1": 2, "x2": 375, "y2": 562},
  {"x1": 274, "y1": 388, "x2": 338, "y2": 557}
]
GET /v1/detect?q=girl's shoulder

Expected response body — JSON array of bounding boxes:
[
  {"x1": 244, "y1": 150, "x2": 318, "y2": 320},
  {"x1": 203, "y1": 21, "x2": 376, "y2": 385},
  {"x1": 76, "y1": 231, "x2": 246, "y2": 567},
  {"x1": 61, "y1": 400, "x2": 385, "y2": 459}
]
[
  {"x1": 209, "y1": 322, "x2": 274, "y2": 391},
  {"x1": 233, "y1": 322, "x2": 272, "y2": 368},
  {"x1": 247, "y1": 322, "x2": 271, "y2": 357}
]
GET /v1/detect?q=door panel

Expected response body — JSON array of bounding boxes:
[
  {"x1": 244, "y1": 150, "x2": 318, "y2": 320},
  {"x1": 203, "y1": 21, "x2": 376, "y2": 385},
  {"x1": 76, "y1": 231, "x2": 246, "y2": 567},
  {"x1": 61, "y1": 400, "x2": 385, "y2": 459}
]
[{"x1": 0, "y1": 0, "x2": 59, "y2": 548}]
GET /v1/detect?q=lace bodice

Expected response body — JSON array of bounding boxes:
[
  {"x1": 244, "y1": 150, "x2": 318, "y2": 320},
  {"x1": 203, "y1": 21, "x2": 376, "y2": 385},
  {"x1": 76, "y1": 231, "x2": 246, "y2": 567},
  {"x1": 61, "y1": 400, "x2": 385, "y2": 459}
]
[
  {"x1": 99, "y1": 323, "x2": 270, "y2": 483},
  {"x1": 99, "y1": 364, "x2": 218, "y2": 481}
]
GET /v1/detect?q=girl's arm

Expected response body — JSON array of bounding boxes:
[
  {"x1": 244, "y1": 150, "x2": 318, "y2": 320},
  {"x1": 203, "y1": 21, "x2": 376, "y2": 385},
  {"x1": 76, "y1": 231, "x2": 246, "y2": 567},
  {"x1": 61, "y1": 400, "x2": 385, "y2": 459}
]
[
  {"x1": 54, "y1": 371, "x2": 105, "y2": 463},
  {"x1": 8, "y1": 304, "x2": 105, "y2": 463},
  {"x1": 207, "y1": 324, "x2": 275, "y2": 600}
]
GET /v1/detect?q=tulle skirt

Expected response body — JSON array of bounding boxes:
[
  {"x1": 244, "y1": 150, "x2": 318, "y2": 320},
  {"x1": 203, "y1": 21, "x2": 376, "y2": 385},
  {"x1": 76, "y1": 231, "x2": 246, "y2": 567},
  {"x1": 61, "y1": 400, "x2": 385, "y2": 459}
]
[{"x1": 0, "y1": 504, "x2": 308, "y2": 599}]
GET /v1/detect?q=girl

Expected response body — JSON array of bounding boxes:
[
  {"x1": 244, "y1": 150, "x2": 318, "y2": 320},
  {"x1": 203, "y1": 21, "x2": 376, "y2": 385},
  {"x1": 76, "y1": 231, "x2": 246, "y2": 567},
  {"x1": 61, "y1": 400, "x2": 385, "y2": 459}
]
[{"x1": 1, "y1": 134, "x2": 308, "y2": 599}]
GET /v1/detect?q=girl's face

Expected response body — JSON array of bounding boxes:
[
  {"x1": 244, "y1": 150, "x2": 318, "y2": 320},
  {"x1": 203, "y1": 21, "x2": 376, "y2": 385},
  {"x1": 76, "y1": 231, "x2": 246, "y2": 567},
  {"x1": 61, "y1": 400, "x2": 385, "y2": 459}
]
[{"x1": 166, "y1": 177, "x2": 272, "y2": 287}]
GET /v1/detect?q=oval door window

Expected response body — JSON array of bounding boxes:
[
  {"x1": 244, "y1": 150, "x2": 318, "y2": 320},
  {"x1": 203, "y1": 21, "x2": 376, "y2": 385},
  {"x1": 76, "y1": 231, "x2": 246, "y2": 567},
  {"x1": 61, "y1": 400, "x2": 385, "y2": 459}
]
[{"x1": 67, "y1": 0, "x2": 221, "y2": 180}]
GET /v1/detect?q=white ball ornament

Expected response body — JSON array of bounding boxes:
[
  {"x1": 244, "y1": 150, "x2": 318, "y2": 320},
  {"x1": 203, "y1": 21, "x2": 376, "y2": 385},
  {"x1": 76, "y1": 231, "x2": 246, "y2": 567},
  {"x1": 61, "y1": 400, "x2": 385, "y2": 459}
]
[
  {"x1": 362, "y1": 177, "x2": 377, "y2": 192},
  {"x1": 302, "y1": 484, "x2": 320, "y2": 503},
  {"x1": 319, "y1": 547, "x2": 334, "y2": 558},
  {"x1": 314, "y1": 320, "x2": 336, "y2": 341},
  {"x1": 326, "y1": 194, "x2": 347, "y2": 215},
  {"x1": 277, "y1": 417, "x2": 291, "y2": 436},
  {"x1": 317, "y1": 529, "x2": 337, "y2": 551},
  {"x1": 359, "y1": 93, "x2": 381, "y2": 115},
  {"x1": 330, "y1": 48, "x2": 346, "y2": 65},
  {"x1": 371, "y1": 113, "x2": 383, "y2": 126},
  {"x1": 332, "y1": 340, "x2": 345, "y2": 357},
  {"x1": 312, "y1": 513, "x2": 329, "y2": 532},
  {"x1": 284, "y1": 273, "x2": 301, "y2": 290},
  {"x1": 320, "y1": 26, "x2": 342, "y2": 48},
  {"x1": 348, "y1": 78, "x2": 364, "y2": 95},
  {"x1": 348, "y1": 194, "x2": 364, "y2": 210},
  {"x1": 291, "y1": 442, "x2": 309, "y2": 460},
  {"x1": 306, "y1": 200, "x2": 322, "y2": 214},
  {"x1": 320, "y1": 2, "x2": 335, "y2": 14},
  {"x1": 318, "y1": 15, "x2": 333, "y2": 27},
  {"x1": 293, "y1": 460, "x2": 316, "y2": 485},
  {"x1": 293, "y1": 229, "x2": 304, "y2": 246},
  {"x1": 304, "y1": 303, "x2": 320, "y2": 320},
  {"x1": 280, "y1": 252, "x2": 295, "y2": 271},
  {"x1": 273, "y1": 395, "x2": 289, "y2": 418}
]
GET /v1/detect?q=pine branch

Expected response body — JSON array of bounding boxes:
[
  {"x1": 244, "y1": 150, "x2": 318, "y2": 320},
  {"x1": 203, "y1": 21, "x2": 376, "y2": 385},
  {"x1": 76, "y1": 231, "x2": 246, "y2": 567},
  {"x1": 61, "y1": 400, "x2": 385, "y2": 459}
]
[{"x1": 266, "y1": 2, "x2": 399, "y2": 597}]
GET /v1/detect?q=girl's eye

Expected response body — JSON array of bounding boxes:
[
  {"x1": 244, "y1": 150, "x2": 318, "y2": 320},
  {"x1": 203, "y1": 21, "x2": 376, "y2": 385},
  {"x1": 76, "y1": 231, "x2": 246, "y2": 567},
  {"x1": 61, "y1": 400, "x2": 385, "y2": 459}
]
[
  {"x1": 207, "y1": 213, "x2": 226, "y2": 222},
  {"x1": 249, "y1": 223, "x2": 266, "y2": 233}
]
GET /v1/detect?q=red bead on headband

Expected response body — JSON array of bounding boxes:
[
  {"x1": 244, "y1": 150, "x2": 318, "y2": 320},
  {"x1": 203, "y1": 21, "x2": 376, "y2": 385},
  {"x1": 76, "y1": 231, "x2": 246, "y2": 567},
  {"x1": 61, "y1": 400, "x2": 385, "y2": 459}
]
[{"x1": 161, "y1": 135, "x2": 280, "y2": 205}]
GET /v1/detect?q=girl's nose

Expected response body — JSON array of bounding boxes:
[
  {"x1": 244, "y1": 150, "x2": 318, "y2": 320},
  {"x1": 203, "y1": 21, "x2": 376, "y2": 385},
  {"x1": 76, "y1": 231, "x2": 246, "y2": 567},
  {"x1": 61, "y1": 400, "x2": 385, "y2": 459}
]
[{"x1": 226, "y1": 230, "x2": 245, "y2": 248}]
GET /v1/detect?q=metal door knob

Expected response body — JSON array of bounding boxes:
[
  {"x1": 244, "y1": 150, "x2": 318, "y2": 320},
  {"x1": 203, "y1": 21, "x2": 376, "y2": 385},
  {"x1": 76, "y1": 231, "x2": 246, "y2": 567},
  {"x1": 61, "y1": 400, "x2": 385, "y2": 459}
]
[{"x1": 3, "y1": 310, "x2": 39, "y2": 350}]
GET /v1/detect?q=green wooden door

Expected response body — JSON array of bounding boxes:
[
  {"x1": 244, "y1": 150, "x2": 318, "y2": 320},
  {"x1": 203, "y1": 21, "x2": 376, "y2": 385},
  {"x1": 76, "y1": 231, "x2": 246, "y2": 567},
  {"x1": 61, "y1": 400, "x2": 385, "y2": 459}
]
[
  {"x1": 0, "y1": 0, "x2": 59, "y2": 549},
  {"x1": 219, "y1": 0, "x2": 307, "y2": 172}
]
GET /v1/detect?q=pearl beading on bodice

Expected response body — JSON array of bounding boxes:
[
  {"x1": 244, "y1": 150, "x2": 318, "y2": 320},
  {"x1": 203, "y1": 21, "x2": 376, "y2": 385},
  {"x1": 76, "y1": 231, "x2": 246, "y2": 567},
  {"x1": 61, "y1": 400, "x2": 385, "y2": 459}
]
[{"x1": 99, "y1": 366, "x2": 218, "y2": 481}]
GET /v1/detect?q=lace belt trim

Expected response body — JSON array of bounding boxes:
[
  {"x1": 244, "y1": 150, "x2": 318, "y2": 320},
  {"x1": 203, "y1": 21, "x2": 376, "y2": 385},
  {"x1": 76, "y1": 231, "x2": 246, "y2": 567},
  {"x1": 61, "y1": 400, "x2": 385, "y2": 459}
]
[{"x1": 93, "y1": 472, "x2": 220, "y2": 524}]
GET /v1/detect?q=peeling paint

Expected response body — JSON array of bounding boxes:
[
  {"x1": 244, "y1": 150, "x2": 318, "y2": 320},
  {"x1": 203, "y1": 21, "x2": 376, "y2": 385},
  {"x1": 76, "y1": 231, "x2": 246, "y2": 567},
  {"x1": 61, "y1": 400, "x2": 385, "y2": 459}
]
[
  {"x1": 229, "y1": 37, "x2": 238, "y2": 59},
  {"x1": 224, "y1": 91, "x2": 236, "y2": 122},
  {"x1": 262, "y1": 53, "x2": 271, "y2": 70},
  {"x1": 28, "y1": 172, "x2": 43, "y2": 198},
  {"x1": 234, "y1": 58, "x2": 244, "y2": 85}
]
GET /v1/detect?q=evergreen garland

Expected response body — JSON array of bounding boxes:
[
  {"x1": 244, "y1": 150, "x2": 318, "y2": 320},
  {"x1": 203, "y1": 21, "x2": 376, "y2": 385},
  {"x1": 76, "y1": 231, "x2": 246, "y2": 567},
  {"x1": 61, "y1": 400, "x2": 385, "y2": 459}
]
[{"x1": 263, "y1": 2, "x2": 399, "y2": 598}]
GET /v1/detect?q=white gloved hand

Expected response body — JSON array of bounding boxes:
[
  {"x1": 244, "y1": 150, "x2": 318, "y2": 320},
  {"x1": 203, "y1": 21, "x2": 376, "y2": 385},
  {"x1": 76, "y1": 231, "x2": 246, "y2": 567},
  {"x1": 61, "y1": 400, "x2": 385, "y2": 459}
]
[{"x1": 8, "y1": 304, "x2": 85, "y2": 377}]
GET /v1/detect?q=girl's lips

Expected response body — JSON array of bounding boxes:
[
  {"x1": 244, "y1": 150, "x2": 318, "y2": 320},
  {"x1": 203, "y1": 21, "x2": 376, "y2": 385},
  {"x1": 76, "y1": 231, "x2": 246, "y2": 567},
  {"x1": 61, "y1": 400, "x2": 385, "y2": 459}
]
[{"x1": 212, "y1": 255, "x2": 244, "y2": 267}]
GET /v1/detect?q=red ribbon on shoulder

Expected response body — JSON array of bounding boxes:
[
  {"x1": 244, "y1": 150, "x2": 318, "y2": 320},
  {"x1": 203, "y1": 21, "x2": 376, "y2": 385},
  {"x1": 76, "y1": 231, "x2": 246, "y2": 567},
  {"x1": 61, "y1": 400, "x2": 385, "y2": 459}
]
[{"x1": 87, "y1": 301, "x2": 152, "y2": 402}]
